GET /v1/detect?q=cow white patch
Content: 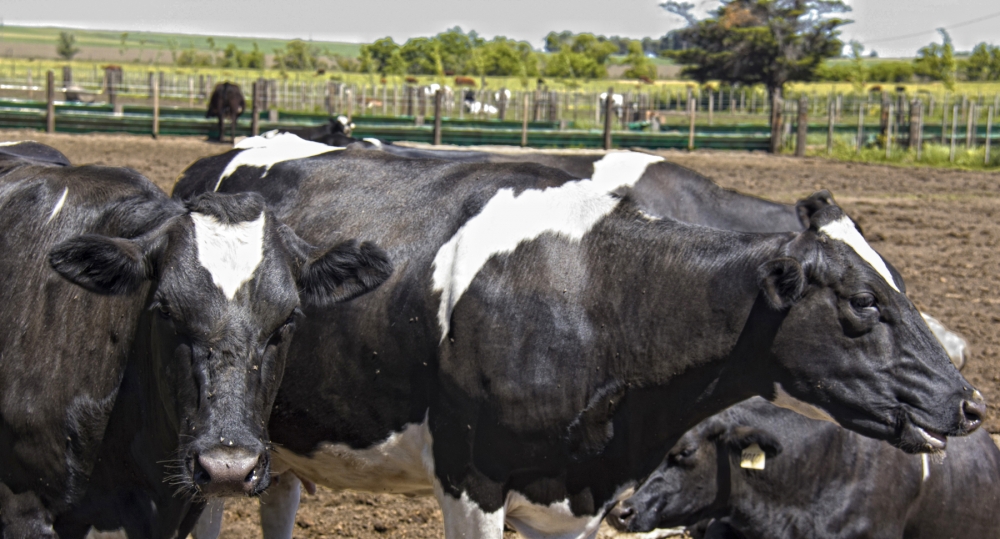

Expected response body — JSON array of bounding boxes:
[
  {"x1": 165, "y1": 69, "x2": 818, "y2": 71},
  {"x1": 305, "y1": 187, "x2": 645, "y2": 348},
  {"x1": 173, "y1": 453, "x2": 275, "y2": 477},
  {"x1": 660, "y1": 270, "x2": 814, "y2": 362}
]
[
  {"x1": 432, "y1": 151, "x2": 663, "y2": 339},
  {"x1": 215, "y1": 132, "x2": 339, "y2": 189},
  {"x1": 271, "y1": 419, "x2": 435, "y2": 495},
  {"x1": 47, "y1": 187, "x2": 68, "y2": 223},
  {"x1": 363, "y1": 137, "x2": 383, "y2": 148},
  {"x1": 0, "y1": 140, "x2": 31, "y2": 146},
  {"x1": 504, "y1": 489, "x2": 629, "y2": 539},
  {"x1": 921, "y1": 453, "x2": 930, "y2": 482},
  {"x1": 819, "y1": 216, "x2": 899, "y2": 292},
  {"x1": 771, "y1": 383, "x2": 841, "y2": 426},
  {"x1": 191, "y1": 212, "x2": 265, "y2": 300},
  {"x1": 437, "y1": 483, "x2": 506, "y2": 539}
]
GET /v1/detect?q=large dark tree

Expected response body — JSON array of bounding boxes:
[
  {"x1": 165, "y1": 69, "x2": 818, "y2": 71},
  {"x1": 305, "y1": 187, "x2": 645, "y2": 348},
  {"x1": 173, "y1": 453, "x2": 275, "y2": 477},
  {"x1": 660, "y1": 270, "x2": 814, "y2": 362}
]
[{"x1": 665, "y1": 0, "x2": 850, "y2": 151}]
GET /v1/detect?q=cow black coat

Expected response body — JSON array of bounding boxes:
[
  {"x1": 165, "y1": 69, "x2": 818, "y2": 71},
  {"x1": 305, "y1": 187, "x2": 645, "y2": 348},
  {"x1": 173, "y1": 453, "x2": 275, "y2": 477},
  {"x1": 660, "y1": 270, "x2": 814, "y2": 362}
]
[{"x1": 610, "y1": 397, "x2": 1000, "y2": 539}]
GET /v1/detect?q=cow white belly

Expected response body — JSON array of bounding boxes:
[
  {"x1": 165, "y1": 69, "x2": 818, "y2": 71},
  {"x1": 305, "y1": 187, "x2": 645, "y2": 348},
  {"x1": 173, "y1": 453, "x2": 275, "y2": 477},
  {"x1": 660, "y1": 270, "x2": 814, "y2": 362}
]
[
  {"x1": 272, "y1": 420, "x2": 435, "y2": 496},
  {"x1": 504, "y1": 492, "x2": 607, "y2": 539}
]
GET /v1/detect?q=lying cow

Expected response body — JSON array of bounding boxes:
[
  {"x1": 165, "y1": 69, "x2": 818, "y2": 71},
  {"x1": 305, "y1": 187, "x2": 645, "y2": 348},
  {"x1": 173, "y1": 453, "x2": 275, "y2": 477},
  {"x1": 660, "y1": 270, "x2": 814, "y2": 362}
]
[
  {"x1": 609, "y1": 397, "x2": 1000, "y2": 538},
  {"x1": 0, "y1": 141, "x2": 391, "y2": 537},
  {"x1": 206, "y1": 82, "x2": 245, "y2": 142},
  {"x1": 175, "y1": 139, "x2": 982, "y2": 539}
]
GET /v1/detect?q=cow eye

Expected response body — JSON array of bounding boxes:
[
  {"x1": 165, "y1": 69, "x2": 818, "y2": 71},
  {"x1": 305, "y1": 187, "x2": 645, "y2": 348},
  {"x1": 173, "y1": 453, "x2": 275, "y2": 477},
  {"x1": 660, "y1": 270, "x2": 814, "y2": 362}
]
[
  {"x1": 674, "y1": 446, "x2": 697, "y2": 461},
  {"x1": 151, "y1": 301, "x2": 172, "y2": 320},
  {"x1": 850, "y1": 293, "x2": 877, "y2": 312}
]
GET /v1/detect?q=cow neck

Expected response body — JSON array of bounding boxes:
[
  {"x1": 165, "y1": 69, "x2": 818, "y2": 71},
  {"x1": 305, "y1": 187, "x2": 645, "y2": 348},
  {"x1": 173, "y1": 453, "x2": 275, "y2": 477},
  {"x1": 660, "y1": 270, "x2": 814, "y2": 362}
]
[{"x1": 573, "y1": 214, "x2": 792, "y2": 496}]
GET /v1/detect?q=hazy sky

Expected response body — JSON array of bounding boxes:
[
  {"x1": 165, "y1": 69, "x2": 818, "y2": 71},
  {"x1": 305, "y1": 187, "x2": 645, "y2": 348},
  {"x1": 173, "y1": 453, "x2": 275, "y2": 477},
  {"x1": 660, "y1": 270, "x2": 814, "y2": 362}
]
[{"x1": 3, "y1": 0, "x2": 998, "y2": 57}]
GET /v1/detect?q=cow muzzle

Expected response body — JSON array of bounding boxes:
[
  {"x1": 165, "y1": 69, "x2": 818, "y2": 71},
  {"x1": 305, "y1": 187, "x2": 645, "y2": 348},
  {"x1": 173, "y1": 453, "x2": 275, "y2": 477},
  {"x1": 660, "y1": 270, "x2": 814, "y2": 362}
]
[{"x1": 192, "y1": 447, "x2": 268, "y2": 496}]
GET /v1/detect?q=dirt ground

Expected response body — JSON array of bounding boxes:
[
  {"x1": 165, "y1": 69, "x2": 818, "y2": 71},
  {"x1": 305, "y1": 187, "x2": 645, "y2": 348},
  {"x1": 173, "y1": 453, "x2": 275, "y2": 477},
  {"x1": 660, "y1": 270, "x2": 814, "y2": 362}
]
[{"x1": 3, "y1": 131, "x2": 997, "y2": 538}]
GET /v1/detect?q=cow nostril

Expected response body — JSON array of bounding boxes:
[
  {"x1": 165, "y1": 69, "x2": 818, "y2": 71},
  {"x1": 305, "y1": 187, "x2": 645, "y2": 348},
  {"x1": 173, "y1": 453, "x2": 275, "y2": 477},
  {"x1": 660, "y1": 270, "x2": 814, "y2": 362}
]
[
  {"x1": 193, "y1": 450, "x2": 261, "y2": 496},
  {"x1": 961, "y1": 399, "x2": 986, "y2": 431},
  {"x1": 614, "y1": 505, "x2": 635, "y2": 527}
]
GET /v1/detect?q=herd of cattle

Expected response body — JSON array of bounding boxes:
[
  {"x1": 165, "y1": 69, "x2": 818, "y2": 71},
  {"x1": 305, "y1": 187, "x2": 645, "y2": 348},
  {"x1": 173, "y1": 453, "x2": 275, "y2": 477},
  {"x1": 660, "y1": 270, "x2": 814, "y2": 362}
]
[{"x1": 0, "y1": 85, "x2": 996, "y2": 539}]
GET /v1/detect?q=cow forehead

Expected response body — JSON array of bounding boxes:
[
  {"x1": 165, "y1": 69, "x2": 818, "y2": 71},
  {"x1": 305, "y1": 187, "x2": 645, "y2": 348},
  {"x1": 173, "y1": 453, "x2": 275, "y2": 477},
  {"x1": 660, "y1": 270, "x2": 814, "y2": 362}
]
[
  {"x1": 190, "y1": 212, "x2": 266, "y2": 300},
  {"x1": 216, "y1": 132, "x2": 340, "y2": 188},
  {"x1": 819, "y1": 216, "x2": 899, "y2": 292},
  {"x1": 432, "y1": 151, "x2": 664, "y2": 339}
]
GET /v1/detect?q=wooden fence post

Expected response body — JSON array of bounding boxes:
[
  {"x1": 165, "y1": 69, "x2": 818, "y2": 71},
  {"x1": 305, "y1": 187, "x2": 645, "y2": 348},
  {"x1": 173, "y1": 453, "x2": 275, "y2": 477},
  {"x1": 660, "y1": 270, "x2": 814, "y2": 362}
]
[
  {"x1": 885, "y1": 104, "x2": 893, "y2": 158},
  {"x1": 151, "y1": 73, "x2": 159, "y2": 139},
  {"x1": 251, "y1": 81, "x2": 260, "y2": 137},
  {"x1": 795, "y1": 95, "x2": 808, "y2": 157},
  {"x1": 708, "y1": 90, "x2": 714, "y2": 126},
  {"x1": 433, "y1": 89, "x2": 443, "y2": 146},
  {"x1": 769, "y1": 88, "x2": 783, "y2": 154},
  {"x1": 603, "y1": 87, "x2": 614, "y2": 150},
  {"x1": 966, "y1": 103, "x2": 976, "y2": 149},
  {"x1": 986, "y1": 105, "x2": 994, "y2": 165},
  {"x1": 45, "y1": 71, "x2": 54, "y2": 133},
  {"x1": 950, "y1": 104, "x2": 959, "y2": 162},
  {"x1": 522, "y1": 92, "x2": 531, "y2": 148},
  {"x1": 826, "y1": 99, "x2": 834, "y2": 154},
  {"x1": 688, "y1": 96, "x2": 697, "y2": 151},
  {"x1": 941, "y1": 97, "x2": 949, "y2": 144},
  {"x1": 856, "y1": 103, "x2": 864, "y2": 155},
  {"x1": 909, "y1": 99, "x2": 922, "y2": 156}
]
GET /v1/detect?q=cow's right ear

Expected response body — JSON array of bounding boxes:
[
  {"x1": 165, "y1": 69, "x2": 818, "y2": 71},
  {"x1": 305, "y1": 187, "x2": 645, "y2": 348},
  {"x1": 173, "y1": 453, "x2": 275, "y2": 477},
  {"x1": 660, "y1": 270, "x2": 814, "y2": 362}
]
[
  {"x1": 758, "y1": 257, "x2": 805, "y2": 310},
  {"x1": 49, "y1": 233, "x2": 162, "y2": 295},
  {"x1": 795, "y1": 190, "x2": 836, "y2": 229},
  {"x1": 298, "y1": 239, "x2": 393, "y2": 307},
  {"x1": 721, "y1": 426, "x2": 782, "y2": 458}
]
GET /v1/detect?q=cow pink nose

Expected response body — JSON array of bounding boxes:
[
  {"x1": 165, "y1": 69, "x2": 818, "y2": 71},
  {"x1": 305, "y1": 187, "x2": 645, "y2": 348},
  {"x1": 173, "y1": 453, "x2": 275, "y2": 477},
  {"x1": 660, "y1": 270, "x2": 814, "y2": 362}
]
[{"x1": 193, "y1": 449, "x2": 260, "y2": 496}]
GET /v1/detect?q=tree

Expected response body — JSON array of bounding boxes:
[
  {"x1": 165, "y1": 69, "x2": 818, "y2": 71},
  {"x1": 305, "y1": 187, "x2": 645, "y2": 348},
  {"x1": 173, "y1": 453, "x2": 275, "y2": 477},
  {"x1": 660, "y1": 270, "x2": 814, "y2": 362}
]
[
  {"x1": 166, "y1": 38, "x2": 180, "y2": 64},
  {"x1": 119, "y1": 33, "x2": 129, "y2": 57},
  {"x1": 913, "y1": 29, "x2": 955, "y2": 89},
  {"x1": 544, "y1": 31, "x2": 574, "y2": 52},
  {"x1": 56, "y1": 32, "x2": 79, "y2": 60},
  {"x1": 960, "y1": 42, "x2": 1000, "y2": 82},
  {"x1": 665, "y1": 0, "x2": 851, "y2": 152},
  {"x1": 623, "y1": 41, "x2": 657, "y2": 80},
  {"x1": 273, "y1": 40, "x2": 320, "y2": 71},
  {"x1": 660, "y1": 1, "x2": 699, "y2": 26},
  {"x1": 360, "y1": 37, "x2": 406, "y2": 76}
]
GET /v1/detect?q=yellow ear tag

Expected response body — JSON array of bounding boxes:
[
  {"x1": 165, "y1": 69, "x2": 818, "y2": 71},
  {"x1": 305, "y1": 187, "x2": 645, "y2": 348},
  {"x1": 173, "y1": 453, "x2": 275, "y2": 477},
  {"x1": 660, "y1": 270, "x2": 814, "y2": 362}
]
[{"x1": 740, "y1": 443, "x2": 766, "y2": 470}]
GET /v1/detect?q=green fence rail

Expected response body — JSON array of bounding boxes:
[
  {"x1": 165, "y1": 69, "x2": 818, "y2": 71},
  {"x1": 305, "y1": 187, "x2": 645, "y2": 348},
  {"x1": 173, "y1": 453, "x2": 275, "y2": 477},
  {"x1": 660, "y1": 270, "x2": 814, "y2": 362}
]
[{"x1": 10, "y1": 98, "x2": 992, "y2": 151}]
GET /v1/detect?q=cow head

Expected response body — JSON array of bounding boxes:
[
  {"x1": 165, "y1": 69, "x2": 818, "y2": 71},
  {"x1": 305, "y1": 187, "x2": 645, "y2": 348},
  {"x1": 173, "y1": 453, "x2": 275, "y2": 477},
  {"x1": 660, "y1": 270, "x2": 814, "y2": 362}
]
[
  {"x1": 608, "y1": 412, "x2": 781, "y2": 533},
  {"x1": 757, "y1": 203, "x2": 983, "y2": 453},
  {"x1": 48, "y1": 192, "x2": 392, "y2": 497}
]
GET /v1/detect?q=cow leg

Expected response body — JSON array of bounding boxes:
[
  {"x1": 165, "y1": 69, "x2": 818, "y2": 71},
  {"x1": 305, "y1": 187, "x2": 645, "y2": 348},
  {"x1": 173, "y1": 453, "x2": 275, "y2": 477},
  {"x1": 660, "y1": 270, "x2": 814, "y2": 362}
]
[
  {"x1": 434, "y1": 483, "x2": 505, "y2": 539},
  {"x1": 231, "y1": 114, "x2": 237, "y2": 142},
  {"x1": 259, "y1": 472, "x2": 302, "y2": 539},
  {"x1": 190, "y1": 499, "x2": 224, "y2": 539},
  {"x1": 218, "y1": 114, "x2": 225, "y2": 142}
]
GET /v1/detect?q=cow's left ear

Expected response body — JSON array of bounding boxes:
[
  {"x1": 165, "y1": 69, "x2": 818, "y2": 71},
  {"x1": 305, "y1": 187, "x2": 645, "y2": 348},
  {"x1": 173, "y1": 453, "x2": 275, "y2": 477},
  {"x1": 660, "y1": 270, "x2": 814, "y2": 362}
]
[
  {"x1": 722, "y1": 426, "x2": 782, "y2": 458},
  {"x1": 298, "y1": 239, "x2": 393, "y2": 307},
  {"x1": 49, "y1": 232, "x2": 165, "y2": 295}
]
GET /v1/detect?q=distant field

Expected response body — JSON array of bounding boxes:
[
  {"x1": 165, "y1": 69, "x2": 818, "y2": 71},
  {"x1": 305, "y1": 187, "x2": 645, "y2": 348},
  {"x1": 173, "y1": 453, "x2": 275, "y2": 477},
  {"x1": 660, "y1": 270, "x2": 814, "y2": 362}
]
[{"x1": 0, "y1": 25, "x2": 361, "y2": 62}]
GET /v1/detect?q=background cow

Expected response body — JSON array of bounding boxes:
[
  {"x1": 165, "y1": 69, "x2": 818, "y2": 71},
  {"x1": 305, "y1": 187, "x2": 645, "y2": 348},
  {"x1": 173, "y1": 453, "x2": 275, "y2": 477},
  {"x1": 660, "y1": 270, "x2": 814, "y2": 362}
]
[
  {"x1": 206, "y1": 82, "x2": 245, "y2": 142},
  {"x1": 175, "y1": 141, "x2": 981, "y2": 539},
  {"x1": 0, "y1": 142, "x2": 391, "y2": 537},
  {"x1": 609, "y1": 397, "x2": 1000, "y2": 538}
]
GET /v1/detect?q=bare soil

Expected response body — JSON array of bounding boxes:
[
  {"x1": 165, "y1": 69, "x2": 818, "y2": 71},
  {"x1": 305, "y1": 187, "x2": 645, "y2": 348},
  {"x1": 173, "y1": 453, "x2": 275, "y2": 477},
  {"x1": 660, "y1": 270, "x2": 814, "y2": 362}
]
[{"x1": 3, "y1": 132, "x2": 996, "y2": 538}]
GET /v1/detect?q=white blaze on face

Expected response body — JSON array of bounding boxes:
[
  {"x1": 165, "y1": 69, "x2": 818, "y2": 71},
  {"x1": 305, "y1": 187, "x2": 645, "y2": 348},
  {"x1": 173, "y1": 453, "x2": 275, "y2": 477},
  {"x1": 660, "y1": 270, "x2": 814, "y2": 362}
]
[
  {"x1": 216, "y1": 132, "x2": 340, "y2": 189},
  {"x1": 47, "y1": 187, "x2": 68, "y2": 223},
  {"x1": 191, "y1": 212, "x2": 265, "y2": 300},
  {"x1": 431, "y1": 151, "x2": 663, "y2": 339},
  {"x1": 819, "y1": 216, "x2": 899, "y2": 292}
]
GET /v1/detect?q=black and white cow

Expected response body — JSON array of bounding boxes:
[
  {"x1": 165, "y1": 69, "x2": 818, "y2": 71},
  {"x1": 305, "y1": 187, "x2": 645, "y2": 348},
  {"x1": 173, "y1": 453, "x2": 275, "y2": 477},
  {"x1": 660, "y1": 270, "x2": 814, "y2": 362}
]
[
  {"x1": 0, "y1": 142, "x2": 391, "y2": 538},
  {"x1": 206, "y1": 82, "x2": 245, "y2": 142},
  {"x1": 338, "y1": 144, "x2": 970, "y2": 367},
  {"x1": 608, "y1": 397, "x2": 1000, "y2": 538},
  {"x1": 174, "y1": 138, "x2": 983, "y2": 539}
]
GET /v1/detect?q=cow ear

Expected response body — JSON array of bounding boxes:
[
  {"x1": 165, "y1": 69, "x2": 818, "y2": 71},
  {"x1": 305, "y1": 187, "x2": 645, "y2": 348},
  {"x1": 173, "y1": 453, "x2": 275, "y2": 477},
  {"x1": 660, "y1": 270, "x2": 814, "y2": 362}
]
[
  {"x1": 722, "y1": 426, "x2": 782, "y2": 458},
  {"x1": 758, "y1": 257, "x2": 805, "y2": 310},
  {"x1": 298, "y1": 239, "x2": 393, "y2": 307},
  {"x1": 795, "y1": 190, "x2": 836, "y2": 229},
  {"x1": 49, "y1": 234, "x2": 161, "y2": 295}
]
